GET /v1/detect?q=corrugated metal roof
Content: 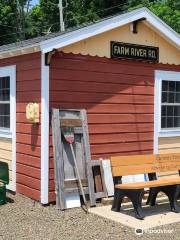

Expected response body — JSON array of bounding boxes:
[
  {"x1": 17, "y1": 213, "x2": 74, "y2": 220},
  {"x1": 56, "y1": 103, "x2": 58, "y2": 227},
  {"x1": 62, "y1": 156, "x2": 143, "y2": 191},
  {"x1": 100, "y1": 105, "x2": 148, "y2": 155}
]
[{"x1": 0, "y1": 30, "x2": 68, "y2": 53}]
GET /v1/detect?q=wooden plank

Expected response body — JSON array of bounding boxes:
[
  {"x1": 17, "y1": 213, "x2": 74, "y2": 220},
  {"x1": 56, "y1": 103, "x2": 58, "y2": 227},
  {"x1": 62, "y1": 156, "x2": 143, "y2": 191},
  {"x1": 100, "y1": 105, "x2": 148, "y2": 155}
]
[
  {"x1": 93, "y1": 165, "x2": 103, "y2": 192},
  {"x1": 0, "y1": 149, "x2": 12, "y2": 160},
  {"x1": 158, "y1": 171, "x2": 179, "y2": 179},
  {"x1": 158, "y1": 149, "x2": 180, "y2": 154},
  {"x1": 158, "y1": 137, "x2": 180, "y2": 146},
  {"x1": 111, "y1": 153, "x2": 180, "y2": 166},
  {"x1": 63, "y1": 134, "x2": 86, "y2": 181},
  {"x1": 115, "y1": 178, "x2": 180, "y2": 189},
  {"x1": 0, "y1": 139, "x2": 12, "y2": 150},
  {"x1": 81, "y1": 109, "x2": 96, "y2": 206},
  {"x1": 111, "y1": 154, "x2": 155, "y2": 166},
  {"x1": 88, "y1": 159, "x2": 107, "y2": 198},
  {"x1": 60, "y1": 119, "x2": 82, "y2": 127},
  {"x1": 111, "y1": 161, "x2": 180, "y2": 176},
  {"x1": 64, "y1": 179, "x2": 88, "y2": 188},
  {"x1": 64, "y1": 187, "x2": 89, "y2": 194},
  {"x1": 51, "y1": 108, "x2": 65, "y2": 209}
]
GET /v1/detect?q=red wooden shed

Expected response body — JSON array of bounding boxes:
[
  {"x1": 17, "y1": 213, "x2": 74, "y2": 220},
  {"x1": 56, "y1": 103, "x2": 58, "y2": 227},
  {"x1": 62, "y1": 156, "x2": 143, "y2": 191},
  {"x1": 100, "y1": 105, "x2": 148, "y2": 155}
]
[{"x1": 0, "y1": 8, "x2": 179, "y2": 204}]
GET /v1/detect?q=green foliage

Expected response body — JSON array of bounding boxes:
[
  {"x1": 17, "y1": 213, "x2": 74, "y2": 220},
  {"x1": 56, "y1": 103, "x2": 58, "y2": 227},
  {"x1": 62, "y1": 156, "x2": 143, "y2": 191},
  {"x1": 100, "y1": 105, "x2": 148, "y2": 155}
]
[
  {"x1": 25, "y1": 5, "x2": 45, "y2": 38},
  {"x1": 149, "y1": 0, "x2": 180, "y2": 34},
  {"x1": 0, "y1": 0, "x2": 179, "y2": 46},
  {"x1": 0, "y1": 0, "x2": 20, "y2": 45}
]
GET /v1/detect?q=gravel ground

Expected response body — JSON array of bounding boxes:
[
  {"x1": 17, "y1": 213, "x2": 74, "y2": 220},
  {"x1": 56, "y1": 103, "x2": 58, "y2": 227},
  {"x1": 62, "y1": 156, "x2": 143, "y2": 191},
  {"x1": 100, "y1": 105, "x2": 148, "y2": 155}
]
[{"x1": 0, "y1": 193, "x2": 180, "y2": 240}]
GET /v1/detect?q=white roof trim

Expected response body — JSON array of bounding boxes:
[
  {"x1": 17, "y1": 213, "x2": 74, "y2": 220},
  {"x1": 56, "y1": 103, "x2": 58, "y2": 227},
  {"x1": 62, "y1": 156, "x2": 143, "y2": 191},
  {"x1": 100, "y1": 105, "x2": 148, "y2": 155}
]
[{"x1": 40, "y1": 7, "x2": 180, "y2": 53}]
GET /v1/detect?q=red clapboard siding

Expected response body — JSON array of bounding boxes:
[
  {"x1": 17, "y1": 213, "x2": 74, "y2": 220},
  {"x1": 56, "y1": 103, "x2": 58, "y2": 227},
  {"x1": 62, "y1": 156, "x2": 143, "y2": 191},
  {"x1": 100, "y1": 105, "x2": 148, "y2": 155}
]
[
  {"x1": 16, "y1": 123, "x2": 41, "y2": 135},
  {"x1": 16, "y1": 143, "x2": 41, "y2": 157},
  {"x1": 16, "y1": 80, "x2": 41, "y2": 91},
  {"x1": 16, "y1": 153, "x2": 40, "y2": 168},
  {"x1": 91, "y1": 150, "x2": 154, "y2": 160},
  {"x1": 50, "y1": 81, "x2": 154, "y2": 95},
  {"x1": 50, "y1": 103, "x2": 153, "y2": 114},
  {"x1": 88, "y1": 123, "x2": 154, "y2": 134},
  {"x1": 16, "y1": 163, "x2": 40, "y2": 179},
  {"x1": 51, "y1": 69, "x2": 154, "y2": 86},
  {"x1": 16, "y1": 174, "x2": 40, "y2": 190},
  {"x1": 50, "y1": 92, "x2": 154, "y2": 104},
  {"x1": 87, "y1": 114, "x2": 154, "y2": 123},
  {"x1": 0, "y1": 52, "x2": 41, "y2": 201},
  {"x1": 48, "y1": 52, "x2": 180, "y2": 201},
  {"x1": 89, "y1": 132, "x2": 154, "y2": 144},
  {"x1": 16, "y1": 183, "x2": 40, "y2": 201},
  {"x1": 16, "y1": 133, "x2": 41, "y2": 146}
]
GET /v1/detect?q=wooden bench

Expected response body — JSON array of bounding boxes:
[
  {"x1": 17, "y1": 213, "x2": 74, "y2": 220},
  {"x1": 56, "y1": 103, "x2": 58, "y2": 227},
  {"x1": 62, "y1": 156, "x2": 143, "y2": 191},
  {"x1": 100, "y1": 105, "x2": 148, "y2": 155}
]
[
  {"x1": 110, "y1": 153, "x2": 180, "y2": 220},
  {"x1": 0, "y1": 161, "x2": 9, "y2": 205}
]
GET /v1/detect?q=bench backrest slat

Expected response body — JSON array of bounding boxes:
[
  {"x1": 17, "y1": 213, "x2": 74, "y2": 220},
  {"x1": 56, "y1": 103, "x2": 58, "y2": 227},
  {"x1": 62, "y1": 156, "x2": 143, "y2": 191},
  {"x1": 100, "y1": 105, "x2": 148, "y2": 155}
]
[{"x1": 111, "y1": 153, "x2": 180, "y2": 177}]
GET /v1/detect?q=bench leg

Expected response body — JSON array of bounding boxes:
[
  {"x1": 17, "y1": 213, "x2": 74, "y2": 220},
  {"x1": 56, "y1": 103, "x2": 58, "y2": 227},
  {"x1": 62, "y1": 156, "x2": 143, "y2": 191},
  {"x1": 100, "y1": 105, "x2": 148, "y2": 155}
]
[
  {"x1": 112, "y1": 189, "x2": 145, "y2": 220},
  {"x1": 127, "y1": 189, "x2": 145, "y2": 220},
  {"x1": 146, "y1": 188, "x2": 159, "y2": 206},
  {"x1": 163, "y1": 185, "x2": 180, "y2": 213},
  {"x1": 112, "y1": 188, "x2": 124, "y2": 212}
]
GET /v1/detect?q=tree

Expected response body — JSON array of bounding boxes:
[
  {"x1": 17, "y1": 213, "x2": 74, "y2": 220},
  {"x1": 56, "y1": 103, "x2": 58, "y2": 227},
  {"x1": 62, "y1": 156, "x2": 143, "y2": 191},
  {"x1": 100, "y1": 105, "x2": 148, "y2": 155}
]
[
  {"x1": 0, "y1": 0, "x2": 34, "y2": 45},
  {"x1": 0, "y1": 0, "x2": 179, "y2": 46},
  {"x1": 26, "y1": 0, "x2": 129, "y2": 35},
  {"x1": 149, "y1": 0, "x2": 180, "y2": 33},
  {"x1": 0, "y1": 1, "x2": 20, "y2": 45}
]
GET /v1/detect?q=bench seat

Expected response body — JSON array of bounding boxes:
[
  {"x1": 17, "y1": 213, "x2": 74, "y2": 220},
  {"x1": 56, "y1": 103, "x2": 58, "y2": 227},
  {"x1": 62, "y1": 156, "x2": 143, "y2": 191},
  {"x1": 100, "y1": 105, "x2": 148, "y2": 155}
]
[{"x1": 115, "y1": 178, "x2": 180, "y2": 190}]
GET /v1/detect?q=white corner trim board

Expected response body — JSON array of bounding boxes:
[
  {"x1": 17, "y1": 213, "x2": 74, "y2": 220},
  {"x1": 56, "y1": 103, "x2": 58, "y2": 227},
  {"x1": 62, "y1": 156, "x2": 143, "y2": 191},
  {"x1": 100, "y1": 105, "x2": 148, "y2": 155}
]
[
  {"x1": 0, "y1": 65, "x2": 16, "y2": 191},
  {"x1": 41, "y1": 53, "x2": 49, "y2": 204},
  {"x1": 154, "y1": 70, "x2": 180, "y2": 154}
]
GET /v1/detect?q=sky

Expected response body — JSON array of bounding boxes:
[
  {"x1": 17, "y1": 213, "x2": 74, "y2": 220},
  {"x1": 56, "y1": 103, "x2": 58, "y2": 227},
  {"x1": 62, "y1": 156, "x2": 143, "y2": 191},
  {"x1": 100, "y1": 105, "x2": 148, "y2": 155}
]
[{"x1": 31, "y1": 0, "x2": 39, "y2": 6}]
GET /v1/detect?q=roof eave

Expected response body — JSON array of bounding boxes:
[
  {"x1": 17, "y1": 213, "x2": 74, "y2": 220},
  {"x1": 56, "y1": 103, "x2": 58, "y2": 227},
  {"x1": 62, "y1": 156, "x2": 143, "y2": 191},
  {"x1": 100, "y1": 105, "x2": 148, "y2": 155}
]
[
  {"x1": 40, "y1": 7, "x2": 180, "y2": 53},
  {"x1": 0, "y1": 44, "x2": 40, "y2": 59}
]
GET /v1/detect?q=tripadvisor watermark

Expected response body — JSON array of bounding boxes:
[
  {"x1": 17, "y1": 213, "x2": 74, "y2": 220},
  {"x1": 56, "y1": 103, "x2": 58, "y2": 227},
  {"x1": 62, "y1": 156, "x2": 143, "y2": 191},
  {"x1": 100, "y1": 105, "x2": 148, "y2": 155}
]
[{"x1": 135, "y1": 228, "x2": 174, "y2": 236}]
